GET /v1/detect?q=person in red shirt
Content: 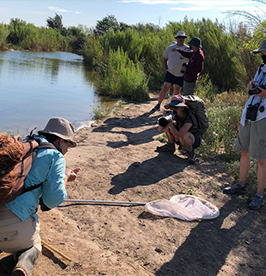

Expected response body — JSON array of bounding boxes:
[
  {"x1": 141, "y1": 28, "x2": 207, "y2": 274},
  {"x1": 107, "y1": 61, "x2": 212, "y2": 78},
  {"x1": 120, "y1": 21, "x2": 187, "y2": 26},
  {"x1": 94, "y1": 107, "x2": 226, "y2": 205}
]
[{"x1": 174, "y1": 37, "x2": 204, "y2": 95}]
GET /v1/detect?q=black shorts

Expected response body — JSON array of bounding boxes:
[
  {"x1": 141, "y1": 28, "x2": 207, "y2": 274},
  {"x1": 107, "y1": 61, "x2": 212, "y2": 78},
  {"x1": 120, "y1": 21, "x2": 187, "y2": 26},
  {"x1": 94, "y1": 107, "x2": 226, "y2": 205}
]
[
  {"x1": 193, "y1": 134, "x2": 201, "y2": 149},
  {"x1": 164, "y1": 71, "x2": 183, "y2": 87}
]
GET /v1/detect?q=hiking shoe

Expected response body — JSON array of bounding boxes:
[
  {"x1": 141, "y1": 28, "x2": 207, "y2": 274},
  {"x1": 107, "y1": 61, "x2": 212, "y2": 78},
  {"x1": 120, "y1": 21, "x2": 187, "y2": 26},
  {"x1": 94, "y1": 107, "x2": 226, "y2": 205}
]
[
  {"x1": 223, "y1": 183, "x2": 246, "y2": 195},
  {"x1": 248, "y1": 195, "x2": 264, "y2": 210},
  {"x1": 151, "y1": 104, "x2": 160, "y2": 112},
  {"x1": 187, "y1": 149, "x2": 196, "y2": 164},
  {"x1": 156, "y1": 143, "x2": 175, "y2": 153}
]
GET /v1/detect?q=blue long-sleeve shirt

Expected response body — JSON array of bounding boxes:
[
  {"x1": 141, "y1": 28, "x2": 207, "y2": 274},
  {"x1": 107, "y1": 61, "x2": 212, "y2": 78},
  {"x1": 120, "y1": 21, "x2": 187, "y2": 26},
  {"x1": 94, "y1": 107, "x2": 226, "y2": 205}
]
[{"x1": 6, "y1": 137, "x2": 67, "y2": 222}]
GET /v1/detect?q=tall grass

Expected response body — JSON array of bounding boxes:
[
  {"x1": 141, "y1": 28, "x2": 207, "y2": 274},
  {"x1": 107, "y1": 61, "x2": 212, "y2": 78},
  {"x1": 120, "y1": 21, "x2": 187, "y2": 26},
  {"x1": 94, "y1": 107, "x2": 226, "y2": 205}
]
[{"x1": 96, "y1": 47, "x2": 149, "y2": 101}]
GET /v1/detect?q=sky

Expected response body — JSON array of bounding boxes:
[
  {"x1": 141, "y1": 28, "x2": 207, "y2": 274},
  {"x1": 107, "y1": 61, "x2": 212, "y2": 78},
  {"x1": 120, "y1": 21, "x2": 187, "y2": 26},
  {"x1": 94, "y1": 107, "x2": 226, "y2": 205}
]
[{"x1": 0, "y1": 0, "x2": 266, "y2": 29}]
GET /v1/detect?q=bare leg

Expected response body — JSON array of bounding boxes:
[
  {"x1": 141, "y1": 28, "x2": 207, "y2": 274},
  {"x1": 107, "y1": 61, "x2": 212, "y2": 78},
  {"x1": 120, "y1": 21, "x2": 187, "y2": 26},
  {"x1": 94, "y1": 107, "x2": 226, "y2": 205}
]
[
  {"x1": 179, "y1": 133, "x2": 195, "y2": 150},
  {"x1": 157, "y1": 82, "x2": 171, "y2": 105},
  {"x1": 239, "y1": 151, "x2": 251, "y2": 186},
  {"x1": 173, "y1": 84, "x2": 181, "y2": 95},
  {"x1": 256, "y1": 158, "x2": 266, "y2": 195},
  {"x1": 165, "y1": 127, "x2": 174, "y2": 143}
]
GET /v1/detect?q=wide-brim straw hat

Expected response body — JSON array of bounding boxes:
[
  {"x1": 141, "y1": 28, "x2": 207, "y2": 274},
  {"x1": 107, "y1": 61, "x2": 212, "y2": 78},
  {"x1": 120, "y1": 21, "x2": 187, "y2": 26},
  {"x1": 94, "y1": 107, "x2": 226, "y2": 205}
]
[
  {"x1": 253, "y1": 40, "x2": 266, "y2": 54},
  {"x1": 38, "y1": 117, "x2": 76, "y2": 147}
]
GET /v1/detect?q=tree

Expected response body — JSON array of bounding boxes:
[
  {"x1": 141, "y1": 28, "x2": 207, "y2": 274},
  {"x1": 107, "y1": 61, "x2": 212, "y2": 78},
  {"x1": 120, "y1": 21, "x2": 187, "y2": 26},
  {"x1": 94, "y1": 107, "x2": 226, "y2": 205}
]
[
  {"x1": 67, "y1": 26, "x2": 86, "y2": 51},
  {"x1": 7, "y1": 18, "x2": 27, "y2": 45},
  {"x1": 94, "y1": 15, "x2": 119, "y2": 36},
  {"x1": 47, "y1": 13, "x2": 63, "y2": 32}
]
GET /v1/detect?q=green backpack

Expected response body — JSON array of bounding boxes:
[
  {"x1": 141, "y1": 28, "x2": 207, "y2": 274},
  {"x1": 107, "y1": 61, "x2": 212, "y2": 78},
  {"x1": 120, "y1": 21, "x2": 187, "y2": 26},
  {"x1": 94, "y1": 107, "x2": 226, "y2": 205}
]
[{"x1": 183, "y1": 95, "x2": 209, "y2": 136}]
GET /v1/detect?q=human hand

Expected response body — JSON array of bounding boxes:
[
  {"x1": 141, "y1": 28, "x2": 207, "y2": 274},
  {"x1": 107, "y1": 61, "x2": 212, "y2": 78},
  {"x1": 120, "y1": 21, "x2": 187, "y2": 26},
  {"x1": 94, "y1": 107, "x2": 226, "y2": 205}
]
[
  {"x1": 66, "y1": 167, "x2": 81, "y2": 182},
  {"x1": 247, "y1": 81, "x2": 255, "y2": 91},
  {"x1": 257, "y1": 86, "x2": 266, "y2": 97},
  {"x1": 181, "y1": 65, "x2": 187, "y2": 72},
  {"x1": 167, "y1": 118, "x2": 174, "y2": 126}
]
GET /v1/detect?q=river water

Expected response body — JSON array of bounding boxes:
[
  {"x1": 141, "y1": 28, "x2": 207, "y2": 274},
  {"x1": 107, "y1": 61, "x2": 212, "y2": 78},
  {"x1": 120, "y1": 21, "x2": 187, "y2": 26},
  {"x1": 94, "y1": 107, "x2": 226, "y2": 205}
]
[{"x1": 0, "y1": 50, "x2": 102, "y2": 136}]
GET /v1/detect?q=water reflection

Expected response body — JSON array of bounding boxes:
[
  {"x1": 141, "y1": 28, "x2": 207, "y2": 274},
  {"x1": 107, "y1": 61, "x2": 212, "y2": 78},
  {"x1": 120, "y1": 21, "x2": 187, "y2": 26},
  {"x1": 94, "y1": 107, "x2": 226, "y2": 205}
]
[{"x1": 0, "y1": 50, "x2": 102, "y2": 136}]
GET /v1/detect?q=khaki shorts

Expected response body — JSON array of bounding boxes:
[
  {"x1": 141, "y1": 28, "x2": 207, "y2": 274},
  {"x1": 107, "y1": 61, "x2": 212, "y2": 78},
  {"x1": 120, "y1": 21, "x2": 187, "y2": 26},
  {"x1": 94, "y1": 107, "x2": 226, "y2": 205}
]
[
  {"x1": 0, "y1": 206, "x2": 41, "y2": 253},
  {"x1": 235, "y1": 118, "x2": 266, "y2": 159},
  {"x1": 182, "y1": 81, "x2": 196, "y2": 95}
]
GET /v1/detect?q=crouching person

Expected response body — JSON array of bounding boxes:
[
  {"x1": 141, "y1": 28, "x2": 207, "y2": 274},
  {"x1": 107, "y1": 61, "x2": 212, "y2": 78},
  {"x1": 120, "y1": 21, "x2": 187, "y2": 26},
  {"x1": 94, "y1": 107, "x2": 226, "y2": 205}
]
[
  {"x1": 0, "y1": 117, "x2": 80, "y2": 276},
  {"x1": 156, "y1": 97, "x2": 201, "y2": 163}
]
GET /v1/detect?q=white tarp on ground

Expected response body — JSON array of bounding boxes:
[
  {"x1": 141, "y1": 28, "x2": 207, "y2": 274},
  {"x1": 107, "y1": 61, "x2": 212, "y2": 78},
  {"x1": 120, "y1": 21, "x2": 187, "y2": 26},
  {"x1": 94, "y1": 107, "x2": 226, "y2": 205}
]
[{"x1": 144, "y1": 195, "x2": 220, "y2": 221}]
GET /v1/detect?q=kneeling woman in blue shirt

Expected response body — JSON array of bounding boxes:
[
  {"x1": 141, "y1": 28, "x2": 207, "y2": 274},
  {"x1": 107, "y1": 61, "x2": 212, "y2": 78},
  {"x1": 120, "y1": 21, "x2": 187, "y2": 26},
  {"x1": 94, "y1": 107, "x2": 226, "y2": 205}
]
[{"x1": 0, "y1": 117, "x2": 80, "y2": 276}]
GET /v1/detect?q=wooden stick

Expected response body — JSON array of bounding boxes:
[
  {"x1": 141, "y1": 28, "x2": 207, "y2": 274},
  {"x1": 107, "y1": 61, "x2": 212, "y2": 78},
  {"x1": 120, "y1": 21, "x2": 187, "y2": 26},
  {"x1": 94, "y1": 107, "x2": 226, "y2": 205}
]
[
  {"x1": 41, "y1": 240, "x2": 72, "y2": 262},
  {"x1": 64, "y1": 199, "x2": 146, "y2": 205}
]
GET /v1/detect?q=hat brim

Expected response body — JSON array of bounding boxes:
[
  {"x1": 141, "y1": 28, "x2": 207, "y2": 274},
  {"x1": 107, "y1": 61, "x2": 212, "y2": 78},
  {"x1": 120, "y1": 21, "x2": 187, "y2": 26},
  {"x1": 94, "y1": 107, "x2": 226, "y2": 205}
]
[
  {"x1": 189, "y1": 42, "x2": 201, "y2": 48},
  {"x1": 253, "y1": 48, "x2": 266, "y2": 54},
  {"x1": 174, "y1": 35, "x2": 187, "y2": 39},
  {"x1": 38, "y1": 130, "x2": 76, "y2": 147},
  {"x1": 168, "y1": 100, "x2": 188, "y2": 108}
]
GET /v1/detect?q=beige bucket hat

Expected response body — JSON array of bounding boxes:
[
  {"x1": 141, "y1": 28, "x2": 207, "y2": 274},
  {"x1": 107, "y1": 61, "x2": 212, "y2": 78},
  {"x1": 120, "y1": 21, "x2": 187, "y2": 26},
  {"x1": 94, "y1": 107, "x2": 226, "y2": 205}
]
[{"x1": 38, "y1": 117, "x2": 76, "y2": 147}]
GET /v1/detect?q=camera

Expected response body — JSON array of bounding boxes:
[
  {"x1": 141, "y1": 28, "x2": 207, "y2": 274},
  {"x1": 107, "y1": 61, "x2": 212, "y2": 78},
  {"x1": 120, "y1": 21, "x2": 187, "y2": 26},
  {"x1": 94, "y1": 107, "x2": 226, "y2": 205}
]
[
  {"x1": 246, "y1": 103, "x2": 260, "y2": 121},
  {"x1": 158, "y1": 115, "x2": 172, "y2": 127},
  {"x1": 158, "y1": 111, "x2": 176, "y2": 127},
  {"x1": 180, "y1": 63, "x2": 188, "y2": 73},
  {"x1": 248, "y1": 84, "x2": 265, "y2": 95}
]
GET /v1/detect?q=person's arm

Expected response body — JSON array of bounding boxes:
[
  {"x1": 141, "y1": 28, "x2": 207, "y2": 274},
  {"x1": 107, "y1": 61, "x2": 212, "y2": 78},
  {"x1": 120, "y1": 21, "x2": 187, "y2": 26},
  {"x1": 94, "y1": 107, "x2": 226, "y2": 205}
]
[
  {"x1": 163, "y1": 57, "x2": 168, "y2": 72},
  {"x1": 168, "y1": 121, "x2": 192, "y2": 140},
  {"x1": 174, "y1": 48, "x2": 193, "y2": 58},
  {"x1": 256, "y1": 86, "x2": 266, "y2": 97},
  {"x1": 41, "y1": 153, "x2": 80, "y2": 209}
]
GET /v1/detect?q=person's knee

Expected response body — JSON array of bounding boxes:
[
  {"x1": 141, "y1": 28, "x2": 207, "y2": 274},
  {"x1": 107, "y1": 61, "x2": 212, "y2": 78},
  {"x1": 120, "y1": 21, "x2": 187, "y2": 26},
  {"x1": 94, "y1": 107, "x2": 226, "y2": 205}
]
[
  {"x1": 163, "y1": 82, "x2": 171, "y2": 90},
  {"x1": 241, "y1": 151, "x2": 250, "y2": 159},
  {"x1": 257, "y1": 158, "x2": 266, "y2": 166},
  {"x1": 180, "y1": 135, "x2": 194, "y2": 150}
]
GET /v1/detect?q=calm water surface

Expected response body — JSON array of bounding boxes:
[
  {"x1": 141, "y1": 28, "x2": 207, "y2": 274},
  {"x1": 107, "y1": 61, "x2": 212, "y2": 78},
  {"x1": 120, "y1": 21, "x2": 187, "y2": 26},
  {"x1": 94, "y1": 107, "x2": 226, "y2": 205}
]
[{"x1": 0, "y1": 50, "x2": 101, "y2": 136}]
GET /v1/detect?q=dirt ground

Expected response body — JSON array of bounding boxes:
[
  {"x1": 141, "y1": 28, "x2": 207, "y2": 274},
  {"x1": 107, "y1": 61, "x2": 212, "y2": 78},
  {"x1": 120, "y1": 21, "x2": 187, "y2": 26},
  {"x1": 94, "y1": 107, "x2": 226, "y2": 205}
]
[{"x1": 1, "y1": 94, "x2": 266, "y2": 276}]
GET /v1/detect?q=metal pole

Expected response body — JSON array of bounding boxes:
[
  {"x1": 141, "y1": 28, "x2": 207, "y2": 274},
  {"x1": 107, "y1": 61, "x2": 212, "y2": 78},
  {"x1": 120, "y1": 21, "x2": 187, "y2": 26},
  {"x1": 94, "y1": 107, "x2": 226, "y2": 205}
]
[{"x1": 64, "y1": 199, "x2": 146, "y2": 205}]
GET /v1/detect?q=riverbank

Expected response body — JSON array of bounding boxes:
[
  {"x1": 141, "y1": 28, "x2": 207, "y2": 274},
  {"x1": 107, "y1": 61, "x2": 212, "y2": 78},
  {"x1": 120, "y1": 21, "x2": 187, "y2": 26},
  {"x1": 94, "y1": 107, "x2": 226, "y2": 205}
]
[{"x1": 1, "y1": 93, "x2": 266, "y2": 276}]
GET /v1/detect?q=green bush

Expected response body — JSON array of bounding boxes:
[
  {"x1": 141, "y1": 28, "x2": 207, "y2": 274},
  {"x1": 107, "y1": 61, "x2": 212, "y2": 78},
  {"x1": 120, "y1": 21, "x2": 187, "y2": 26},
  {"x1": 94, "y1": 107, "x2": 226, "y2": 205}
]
[
  {"x1": 96, "y1": 47, "x2": 149, "y2": 101},
  {"x1": 197, "y1": 93, "x2": 243, "y2": 161},
  {"x1": 0, "y1": 24, "x2": 10, "y2": 49}
]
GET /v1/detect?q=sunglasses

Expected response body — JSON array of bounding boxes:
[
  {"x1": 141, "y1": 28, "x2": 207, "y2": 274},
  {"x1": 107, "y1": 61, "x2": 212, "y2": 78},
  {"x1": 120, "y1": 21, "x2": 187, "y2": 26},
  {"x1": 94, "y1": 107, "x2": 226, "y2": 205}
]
[{"x1": 176, "y1": 36, "x2": 186, "y2": 39}]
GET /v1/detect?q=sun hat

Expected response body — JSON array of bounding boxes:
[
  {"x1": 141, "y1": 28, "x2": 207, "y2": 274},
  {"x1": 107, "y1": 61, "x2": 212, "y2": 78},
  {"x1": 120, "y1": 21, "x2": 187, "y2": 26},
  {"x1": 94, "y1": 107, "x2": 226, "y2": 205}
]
[
  {"x1": 188, "y1": 37, "x2": 202, "y2": 48},
  {"x1": 168, "y1": 100, "x2": 188, "y2": 108},
  {"x1": 174, "y1": 30, "x2": 187, "y2": 39},
  {"x1": 171, "y1": 95, "x2": 185, "y2": 103},
  {"x1": 38, "y1": 117, "x2": 76, "y2": 147},
  {"x1": 253, "y1": 40, "x2": 266, "y2": 54}
]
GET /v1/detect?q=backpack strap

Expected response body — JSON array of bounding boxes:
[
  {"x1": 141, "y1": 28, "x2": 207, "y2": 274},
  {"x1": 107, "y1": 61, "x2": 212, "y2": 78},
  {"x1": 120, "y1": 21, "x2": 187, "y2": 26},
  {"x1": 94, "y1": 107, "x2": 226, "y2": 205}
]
[{"x1": 20, "y1": 138, "x2": 57, "y2": 195}]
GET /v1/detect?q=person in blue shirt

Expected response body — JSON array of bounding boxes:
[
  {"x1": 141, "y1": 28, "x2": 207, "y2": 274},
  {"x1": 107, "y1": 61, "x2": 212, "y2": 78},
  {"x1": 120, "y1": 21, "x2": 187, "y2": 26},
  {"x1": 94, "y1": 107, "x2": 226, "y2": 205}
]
[{"x1": 0, "y1": 117, "x2": 80, "y2": 276}]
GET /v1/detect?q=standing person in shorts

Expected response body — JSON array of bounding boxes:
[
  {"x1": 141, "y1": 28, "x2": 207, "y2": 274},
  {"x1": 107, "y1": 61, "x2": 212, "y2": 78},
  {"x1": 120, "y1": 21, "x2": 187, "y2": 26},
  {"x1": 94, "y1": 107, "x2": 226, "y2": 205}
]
[
  {"x1": 152, "y1": 31, "x2": 190, "y2": 112},
  {"x1": 0, "y1": 117, "x2": 81, "y2": 275},
  {"x1": 223, "y1": 39, "x2": 266, "y2": 210},
  {"x1": 174, "y1": 37, "x2": 204, "y2": 96}
]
